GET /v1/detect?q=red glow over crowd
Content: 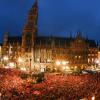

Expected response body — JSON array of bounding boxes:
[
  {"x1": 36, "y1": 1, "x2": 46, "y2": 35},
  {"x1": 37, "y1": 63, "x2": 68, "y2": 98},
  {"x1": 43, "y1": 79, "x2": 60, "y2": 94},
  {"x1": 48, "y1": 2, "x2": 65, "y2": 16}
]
[{"x1": 0, "y1": 68, "x2": 100, "y2": 100}]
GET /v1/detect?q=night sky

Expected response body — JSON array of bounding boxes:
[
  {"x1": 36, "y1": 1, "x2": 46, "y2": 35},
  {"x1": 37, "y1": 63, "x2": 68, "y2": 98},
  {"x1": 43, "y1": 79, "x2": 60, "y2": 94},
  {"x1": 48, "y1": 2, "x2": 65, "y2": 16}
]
[{"x1": 0, "y1": 0, "x2": 100, "y2": 44}]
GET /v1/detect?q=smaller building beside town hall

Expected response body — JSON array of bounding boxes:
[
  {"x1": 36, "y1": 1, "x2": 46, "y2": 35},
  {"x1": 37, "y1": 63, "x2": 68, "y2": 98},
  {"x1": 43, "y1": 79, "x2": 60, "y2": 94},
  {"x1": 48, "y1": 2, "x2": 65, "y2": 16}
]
[{"x1": 0, "y1": 0, "x2": 99, "y2": 72}]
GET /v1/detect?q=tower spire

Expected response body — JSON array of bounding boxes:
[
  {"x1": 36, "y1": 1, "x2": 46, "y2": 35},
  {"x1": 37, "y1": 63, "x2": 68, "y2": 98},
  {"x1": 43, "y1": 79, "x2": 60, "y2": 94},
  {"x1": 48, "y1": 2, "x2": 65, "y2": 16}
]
[
  {"x1": 22, "y1": 0, "x2": 38, "y2": 52},
  {"x1": 34, "y1": 0, "x2": 38, "y2": 8},
  {"x1": 76, "y1": 32, "x2": 82, "y2": 38}
]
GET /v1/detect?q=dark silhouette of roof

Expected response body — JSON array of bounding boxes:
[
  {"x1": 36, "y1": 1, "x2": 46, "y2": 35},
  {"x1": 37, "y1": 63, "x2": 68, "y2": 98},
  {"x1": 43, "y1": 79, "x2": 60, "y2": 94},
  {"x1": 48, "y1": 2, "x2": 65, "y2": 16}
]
[
  {"x1": 7, "y1": 35, "x2": 97, "y2": 48},
  {"x1": 86, "y1": 39, "x2": 97, "y2": 47},
  {"x1": 0, "y1": 43, "x2": 2, "y2": 46},
  {"x1": 8, "y1": 36, "x2": 22, "y2": 45},
  {"x1": 35, "y1": 36, "x2": 74, "y2": 48},
  {"x1": 99, "y1": 47, "x2": 100, "y2": 51}
]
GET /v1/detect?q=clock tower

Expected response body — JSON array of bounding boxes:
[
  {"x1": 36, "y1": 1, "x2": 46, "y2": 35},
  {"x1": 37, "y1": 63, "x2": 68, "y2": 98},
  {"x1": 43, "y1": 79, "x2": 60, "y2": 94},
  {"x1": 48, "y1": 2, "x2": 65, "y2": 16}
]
[{"x1": 22, "y1": 0, "x2": 38, "y2": 52}]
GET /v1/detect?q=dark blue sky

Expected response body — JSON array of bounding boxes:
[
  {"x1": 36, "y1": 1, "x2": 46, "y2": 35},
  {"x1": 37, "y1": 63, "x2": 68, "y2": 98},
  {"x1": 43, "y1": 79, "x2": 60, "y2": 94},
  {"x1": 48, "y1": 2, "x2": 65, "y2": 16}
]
[{"x1": 0, "y1": 0, "x2": 100, "y2": 44}]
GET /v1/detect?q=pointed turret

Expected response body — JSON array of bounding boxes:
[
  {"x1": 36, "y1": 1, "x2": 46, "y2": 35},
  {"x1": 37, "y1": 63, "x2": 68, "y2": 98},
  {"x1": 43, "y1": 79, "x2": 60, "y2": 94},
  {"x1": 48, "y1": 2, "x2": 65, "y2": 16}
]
[
  {"x1": 2, "y1": 32, "x2": 9, "y2": 55},
  {"x1": 76, "y1": 32, "x2": 82, "y2": 39},
  {"x1": 33, "y1": 0, "x2": 38, "y2": 8},
  {"x1": 68, "y1": 32, "x2": 72, "y2": 38},
  {"x1": 3, "y1": 32, "x2": 9, "y2": 46}
]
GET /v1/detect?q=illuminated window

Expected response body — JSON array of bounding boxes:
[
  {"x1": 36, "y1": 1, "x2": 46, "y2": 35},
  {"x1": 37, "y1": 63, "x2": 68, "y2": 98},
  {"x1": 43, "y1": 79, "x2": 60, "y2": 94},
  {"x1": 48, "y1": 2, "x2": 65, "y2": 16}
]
[
  {"x1": 92, "y1": 58, "x2": 94, "y2": 62},
  {"x1": 37, "y1": 58, "x2": 40, "y2": 62},
  {"x1": 79, "y1": 56, "x2": 81, "y2": 59},
  {"x1": 75, "y1": 56, "x2": 77, "y2": 58},
  {"x1": 47, "y1": 59, "x2": 51, "y2": 63},
  {"x1": 88, "y1": 58, "x2": 90, "y2": 63}
]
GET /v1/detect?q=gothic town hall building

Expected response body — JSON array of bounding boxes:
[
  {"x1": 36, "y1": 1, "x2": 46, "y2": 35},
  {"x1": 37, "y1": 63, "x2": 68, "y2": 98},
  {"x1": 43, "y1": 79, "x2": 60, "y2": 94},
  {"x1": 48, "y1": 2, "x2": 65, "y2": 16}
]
[{"x1": 1, "y1": 0, "x2": 99, "y2": 72}]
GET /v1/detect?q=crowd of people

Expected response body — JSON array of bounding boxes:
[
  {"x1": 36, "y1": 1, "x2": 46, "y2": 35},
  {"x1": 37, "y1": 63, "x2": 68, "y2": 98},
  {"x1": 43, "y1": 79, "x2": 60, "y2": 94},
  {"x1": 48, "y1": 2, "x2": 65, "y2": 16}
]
[{"x1": 0, "y1": 68, "x2": 100, "y2": 99}]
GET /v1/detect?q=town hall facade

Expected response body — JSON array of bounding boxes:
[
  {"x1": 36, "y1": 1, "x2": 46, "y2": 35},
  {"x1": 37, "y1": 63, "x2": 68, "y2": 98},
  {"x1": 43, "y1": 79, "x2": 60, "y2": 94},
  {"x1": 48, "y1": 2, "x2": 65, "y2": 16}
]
[{"x1": 1, "y1": 0, "x2": 99, "y2": 72}]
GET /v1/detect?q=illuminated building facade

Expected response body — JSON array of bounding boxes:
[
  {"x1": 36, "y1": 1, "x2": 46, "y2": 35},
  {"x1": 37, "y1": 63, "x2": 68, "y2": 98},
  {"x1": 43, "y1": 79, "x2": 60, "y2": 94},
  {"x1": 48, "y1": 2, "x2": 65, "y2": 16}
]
[
  {"x1": 1, "y1": 0, "x2": 99, "y2": 71},
  {"x1": 98, "y1": 48, "x2": 100, "y2": 62}
]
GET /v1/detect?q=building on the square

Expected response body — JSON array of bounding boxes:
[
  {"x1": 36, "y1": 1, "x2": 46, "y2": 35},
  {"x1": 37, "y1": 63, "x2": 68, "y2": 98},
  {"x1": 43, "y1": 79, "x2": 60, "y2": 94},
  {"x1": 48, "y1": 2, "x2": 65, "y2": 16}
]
[
  {"x1": 0, "y1": 43, "x2": 2, "y2": 55},
  {"x1": 1, "y1": 0, "x2": 99, "y2": 71},
  {"x1": 69, "y1": 33, "x2": 88, "y2": 69},
  {"x1": 98, "y1": 47, "x2": 100, "y2": 63},
  {"x1": 0, "y1": 43, "x2": 2, "y2": 62}
]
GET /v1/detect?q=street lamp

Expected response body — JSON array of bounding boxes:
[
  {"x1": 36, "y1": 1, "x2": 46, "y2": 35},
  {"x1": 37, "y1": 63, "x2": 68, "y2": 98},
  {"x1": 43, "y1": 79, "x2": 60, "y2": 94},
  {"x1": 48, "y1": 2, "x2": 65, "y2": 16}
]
[
  {"x1": 91, "y1": 95, "x2": 95, "y2": 100},
  {"x1": 56, "y1": 60, "x2": 61, "y2": 66},
  {"x1": 94, "y1": 59, "x2": 100, "y2": 69},
  {"x1": 3, "y1": 56, "x2": 9, "y2": 61},
  {"x1": 62, "y1": 61, "x2": 69, "y2": 65},
  {"x1": 3, "y1": 56, "x2": 9, "y2": 68},
  {"x1": 95, "y1": 59, "x2": 99, "y2": 64},
  {"x1": 20, "y1": 67, "x2": 26, "y2": 71},
  {"x1": 62, "y1": 61, "x2": 70, "y2": 72},
  {"x1": 9, "y1": 62, "x2": 15, "y2": 68},
  {"x1": 17, "y1": 57, "x2": 23, "y2": 69},
  {"x1": 55, "y1": 60, "x2": 70, "y2": 72},
  {"x1": 18, "y1": 57, "x2": 23, "y2": 63}
]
